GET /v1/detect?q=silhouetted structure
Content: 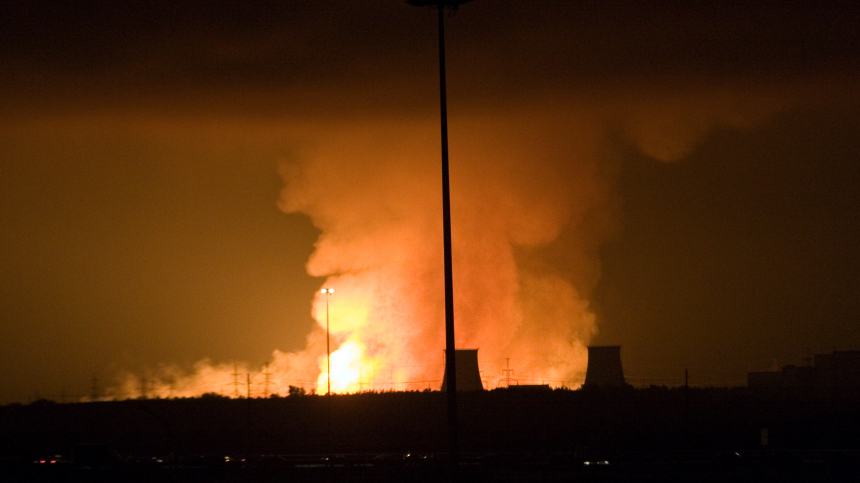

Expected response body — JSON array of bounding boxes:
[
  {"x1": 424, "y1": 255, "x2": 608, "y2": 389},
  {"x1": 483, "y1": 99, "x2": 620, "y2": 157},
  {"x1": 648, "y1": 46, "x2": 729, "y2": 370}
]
[
  {"x1": 499, "y1": 357, "x2": 517, "y2": 388},
  {"x1": 749, "y1": 349, "x2": 860, "y2": 395},
  {"x1": 584, "y1": 346, "x2": 627, "y2": 387},
  {"x1": 441, "y1": 349, "x2": 484, "y2": 391},
  {"x1": 508, "y1": 384, "x2": 551, "y2": 392}
]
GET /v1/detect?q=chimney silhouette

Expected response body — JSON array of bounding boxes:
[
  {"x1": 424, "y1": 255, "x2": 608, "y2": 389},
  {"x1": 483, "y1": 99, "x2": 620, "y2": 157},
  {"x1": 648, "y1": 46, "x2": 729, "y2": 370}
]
[
  {"x1": 584, "y1": 346, "x2": 627, "y2": 387},
  {"x1": 441, "y1": 349, "x2": 484, "y2": 391}
]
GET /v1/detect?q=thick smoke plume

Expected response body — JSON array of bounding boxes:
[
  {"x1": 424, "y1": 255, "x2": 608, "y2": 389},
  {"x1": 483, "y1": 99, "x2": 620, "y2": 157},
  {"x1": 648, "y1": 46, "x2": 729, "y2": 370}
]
[
  {"x1": 108, "y1": 82, "x2": 803, "y2": 398},
  {"x1": 269, "y1": 85, "x2": 796, "y2": 392},
  {"x1": 277, "y1": 112, "x2": 608, "y2": 390}
]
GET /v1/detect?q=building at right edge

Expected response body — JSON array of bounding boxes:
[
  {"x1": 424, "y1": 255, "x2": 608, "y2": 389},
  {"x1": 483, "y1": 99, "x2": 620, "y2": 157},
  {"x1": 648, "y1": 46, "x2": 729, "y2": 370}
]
[{"x1": 748, "y1": 349, "x2": 860, "y2": 396}]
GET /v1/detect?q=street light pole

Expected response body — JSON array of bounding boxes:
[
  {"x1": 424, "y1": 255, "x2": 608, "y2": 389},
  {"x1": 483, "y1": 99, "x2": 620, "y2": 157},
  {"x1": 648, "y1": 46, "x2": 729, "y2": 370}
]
[
  {"x1": 408, "y1": 1, "x2": 473, "y2": 477},
  {"x1": 435, "y1": 3, "x2": 459, "y2": 474},
  {"x1": 321, "y1": 288, "x2": 334, "y2": 395}
]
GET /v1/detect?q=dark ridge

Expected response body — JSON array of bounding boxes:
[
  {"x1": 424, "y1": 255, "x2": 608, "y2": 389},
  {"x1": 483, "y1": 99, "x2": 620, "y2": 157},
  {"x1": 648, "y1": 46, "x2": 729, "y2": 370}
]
[{"x1": 3, "y1": 386, "x2": 860, "y2": 480}]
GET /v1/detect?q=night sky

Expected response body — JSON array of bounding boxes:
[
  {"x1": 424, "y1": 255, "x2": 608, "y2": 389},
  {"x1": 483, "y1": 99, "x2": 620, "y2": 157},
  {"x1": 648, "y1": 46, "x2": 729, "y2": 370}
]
[{"x1": 1, "y1": 1, "x2": 859, "y2": 403}]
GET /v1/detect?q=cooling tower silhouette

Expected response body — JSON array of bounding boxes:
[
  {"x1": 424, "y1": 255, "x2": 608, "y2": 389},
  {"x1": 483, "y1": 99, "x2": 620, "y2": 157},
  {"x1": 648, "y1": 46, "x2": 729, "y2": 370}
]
[
  {"x1": 441, "y1": 349, "x2": 484, "y2": 391},
  {"x1": 584, "y1": 345, "x2": 627, "y2": 387}
]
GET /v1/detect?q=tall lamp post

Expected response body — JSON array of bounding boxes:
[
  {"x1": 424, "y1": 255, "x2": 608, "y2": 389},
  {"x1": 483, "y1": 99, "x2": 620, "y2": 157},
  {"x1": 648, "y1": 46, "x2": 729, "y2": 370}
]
[
  {"x1": 321, "y1": 288, "x2": 334, "y2": 395},
  {"x1": 408, "y1": 0, "x2": 473, "y2": 476}
]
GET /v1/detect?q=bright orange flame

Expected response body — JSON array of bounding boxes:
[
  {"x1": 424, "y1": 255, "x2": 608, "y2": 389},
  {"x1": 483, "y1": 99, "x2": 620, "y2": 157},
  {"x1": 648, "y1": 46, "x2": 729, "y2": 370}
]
[{"x1": 317, "y1": 339, "x2": 376, "y2": 394}]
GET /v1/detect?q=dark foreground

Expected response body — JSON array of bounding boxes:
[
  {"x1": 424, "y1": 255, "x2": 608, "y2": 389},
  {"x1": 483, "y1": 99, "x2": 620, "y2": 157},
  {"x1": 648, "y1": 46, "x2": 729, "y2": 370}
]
[
  {"x1": 7, "y1": 449, "x2": 860, "y2": 482},
  {"x1": 3, "y1": 386, "x2": 860, "y2": 481}
]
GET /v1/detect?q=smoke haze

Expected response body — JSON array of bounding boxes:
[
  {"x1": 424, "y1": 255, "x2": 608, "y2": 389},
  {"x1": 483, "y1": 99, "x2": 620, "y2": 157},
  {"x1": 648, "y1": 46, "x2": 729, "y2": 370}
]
[
  {"x1": 0, "y1": 2, "x2": 858, "y2": 401},
  {"x1": 115, "y1": 81, "x2": 812, "y2": 396}
]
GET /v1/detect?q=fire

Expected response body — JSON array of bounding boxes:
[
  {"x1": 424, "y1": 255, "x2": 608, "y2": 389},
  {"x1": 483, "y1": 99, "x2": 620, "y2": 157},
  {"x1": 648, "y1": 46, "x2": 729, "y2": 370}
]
[
  {"x1": 276, "y1": 117, "x2": 601, "y2": 394},
  {"x1": 108, "y1": 114, "x2": 606, "y2": 400},
  {"x1": 313, "y1": 283, "x2": 381, "y2": 394},
  {"x1": 317, "y1": 339, "x2": 376, "y2": 394}
]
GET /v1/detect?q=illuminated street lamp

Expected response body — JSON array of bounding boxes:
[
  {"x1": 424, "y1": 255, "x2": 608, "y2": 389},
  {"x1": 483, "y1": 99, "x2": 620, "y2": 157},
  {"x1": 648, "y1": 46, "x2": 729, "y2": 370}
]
[{"x1": 321, "y1": 288, "x2": 334, "y2": 395}]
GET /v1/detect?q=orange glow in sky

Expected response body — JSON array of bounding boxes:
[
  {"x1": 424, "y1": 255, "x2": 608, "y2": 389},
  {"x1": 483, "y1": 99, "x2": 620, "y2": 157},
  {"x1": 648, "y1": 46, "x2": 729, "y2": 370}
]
[{"x1": 2, "y1": 2, "x2": 858, "y2": 404}]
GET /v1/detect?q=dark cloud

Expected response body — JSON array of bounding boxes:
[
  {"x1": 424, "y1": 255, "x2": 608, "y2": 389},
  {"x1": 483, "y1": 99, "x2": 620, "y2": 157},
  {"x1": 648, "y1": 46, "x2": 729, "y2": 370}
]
[
  {"x1": 595, "y1": 105, "x2": 860, "y2": 379},
  {"x1": 2, "y1": 1, "x2": 858, "y2": 115}
]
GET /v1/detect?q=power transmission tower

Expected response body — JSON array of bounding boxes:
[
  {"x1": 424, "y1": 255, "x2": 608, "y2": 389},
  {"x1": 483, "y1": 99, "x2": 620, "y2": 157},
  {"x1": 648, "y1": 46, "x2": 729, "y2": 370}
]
[
  {"x1": 230, "y1": 363, "x2": 242, "y2": 398},
  {"x1": 261, "y1": 362, "x2": 273, "y2": 398},
  {"x1": 500, "y1": 358, "x2": 517, "y2": 388}
]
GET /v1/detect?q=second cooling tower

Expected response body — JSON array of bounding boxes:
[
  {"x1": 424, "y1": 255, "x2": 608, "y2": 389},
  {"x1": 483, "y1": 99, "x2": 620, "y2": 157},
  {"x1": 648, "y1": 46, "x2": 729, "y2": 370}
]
[
  {"x1": 584, "y1": 345, "x2": 627, "y2": 387},
  {"x1": 441, "y1": 349, "x2": 484, "y2": 391}
]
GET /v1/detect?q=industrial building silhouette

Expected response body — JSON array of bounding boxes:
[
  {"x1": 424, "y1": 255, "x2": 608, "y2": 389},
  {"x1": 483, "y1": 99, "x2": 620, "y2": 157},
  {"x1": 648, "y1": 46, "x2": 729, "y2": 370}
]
[
  {"x1": 8, "y1": 346, "x2": 860, "y2": 480},
  {"x1": 584, "y1": 345, "x2": 627, "y2": 387},
  {"x1": 439, "y1": 346, "x2": 630, "y2": 391},
  {"x1": 748, "y1": 349, "x2": 860, "y2": 393},
  {"x1": 441, "y1": 349, "x2": 484, "y2": 391}
]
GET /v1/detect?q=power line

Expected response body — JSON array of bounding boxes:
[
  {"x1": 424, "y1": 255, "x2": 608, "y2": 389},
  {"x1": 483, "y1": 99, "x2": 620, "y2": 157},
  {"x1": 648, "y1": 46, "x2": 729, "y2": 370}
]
[
  {"x1": 499, "y1": 358, "x2": 517, "y2": 388},
  {"x1": 230, "y1": 363, "x2": 242, "y2": 398},
  {"x1": 260, "y1": 362, "x2": 273, "y2": 398}
]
